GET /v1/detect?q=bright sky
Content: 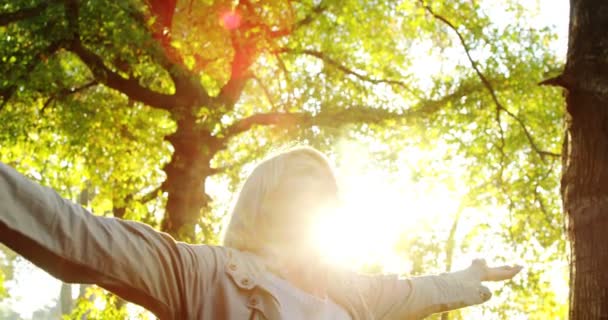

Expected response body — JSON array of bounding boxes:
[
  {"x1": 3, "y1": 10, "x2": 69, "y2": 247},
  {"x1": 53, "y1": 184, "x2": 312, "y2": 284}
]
[{"x1": 2, "y1": 1, "x2": 570, "y2": 318}]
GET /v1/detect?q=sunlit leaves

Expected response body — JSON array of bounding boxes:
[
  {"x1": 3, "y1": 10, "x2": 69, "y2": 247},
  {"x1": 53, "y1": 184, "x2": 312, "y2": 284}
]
[
  {"x1": 64, "y1": 286, "x2": 130, "y2": 320},
  {"x1": 0, "y1": 245, "x2": 16, "y2": 300}
]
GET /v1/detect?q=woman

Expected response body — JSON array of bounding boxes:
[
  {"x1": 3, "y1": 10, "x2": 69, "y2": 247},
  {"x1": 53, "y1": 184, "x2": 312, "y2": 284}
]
[{"x1": 0, "y1": 147, "x2": 522, "y2": 319}]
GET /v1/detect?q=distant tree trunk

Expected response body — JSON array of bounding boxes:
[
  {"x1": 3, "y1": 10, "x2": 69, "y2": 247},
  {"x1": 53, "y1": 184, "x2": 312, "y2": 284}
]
[
  {"x1": 57, "y1": 186, "x2": 90, "y2": 316},
  {"x1": 59, "y1": 283, "x2": 72, "y2": 315},
  {"x1": 560, "y1": 0, "x2": 608, "y2": 318},
  {"x1": 441, "y1": 207, "x2": 462, "y2": 320},
  {"x1": 79, "y1": 284, "x2": 90, "y2": 298}
]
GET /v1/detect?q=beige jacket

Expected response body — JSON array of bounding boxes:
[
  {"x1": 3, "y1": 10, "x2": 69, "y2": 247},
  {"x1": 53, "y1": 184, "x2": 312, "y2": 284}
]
[{"x1": 0, "y1": 163, "x2": 491, "y2": 319}]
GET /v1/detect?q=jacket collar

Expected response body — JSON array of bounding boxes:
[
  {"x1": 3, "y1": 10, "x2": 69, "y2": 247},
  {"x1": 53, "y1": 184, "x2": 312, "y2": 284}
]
[
  {"x1": 225, "y1": 249, "x2": 268, "y2": 289},
  {"x1": 225, "y1": 249, "x2": 281, "y2": 319},
  {"x1": 224, "y1": 248, "x2": 372, "y2": 320}
]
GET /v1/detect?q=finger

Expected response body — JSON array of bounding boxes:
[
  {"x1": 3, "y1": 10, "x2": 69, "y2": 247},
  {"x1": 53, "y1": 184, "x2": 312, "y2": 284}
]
[{"x1": 485, "y1": 265, "x2": 523, "y2": 281}]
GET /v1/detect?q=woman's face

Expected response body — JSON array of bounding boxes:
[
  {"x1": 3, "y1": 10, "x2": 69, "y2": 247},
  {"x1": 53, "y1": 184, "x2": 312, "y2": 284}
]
[{"x1": 266, "y1": 175, "x2": 339, "y2": 257}]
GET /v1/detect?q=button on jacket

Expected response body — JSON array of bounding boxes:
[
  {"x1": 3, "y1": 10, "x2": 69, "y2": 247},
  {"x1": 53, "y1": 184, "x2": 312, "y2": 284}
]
[{"x1": 0, "y1": 163, "x2": 491, "y2": 319}]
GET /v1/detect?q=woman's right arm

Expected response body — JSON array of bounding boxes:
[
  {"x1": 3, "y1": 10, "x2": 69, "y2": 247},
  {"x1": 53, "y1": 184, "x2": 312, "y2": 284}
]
[
  {"x1": 349, "y1": 259, "x2": 522, "y2": 319},
  {"x1": 0, "y1": 162, "x2": 222, "y2": 319}
]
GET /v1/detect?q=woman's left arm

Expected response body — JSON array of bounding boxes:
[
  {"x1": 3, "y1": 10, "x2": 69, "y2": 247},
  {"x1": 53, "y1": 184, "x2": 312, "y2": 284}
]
[
  {"x1": 0, "y1": 162, "x2": 224, "y2": 319},
  {"x1": 355, "y1": 259, "x2": 522, "y2": 319}
]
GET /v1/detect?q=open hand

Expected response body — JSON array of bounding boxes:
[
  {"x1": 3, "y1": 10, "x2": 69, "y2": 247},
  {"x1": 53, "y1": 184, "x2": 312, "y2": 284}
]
[{"x1": 470, "y1": 259, "x2": 523, "y2": 282}]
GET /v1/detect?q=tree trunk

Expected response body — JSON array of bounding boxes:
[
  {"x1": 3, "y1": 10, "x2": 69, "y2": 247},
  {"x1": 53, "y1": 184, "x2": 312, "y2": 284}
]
[
  {"x1": 440, "y1": 207, "x2": 463, "y2": 320},
  {"x1": 561, "y1": 0, "x2": 608, "y2": 318},
  {"x1": 59, "y1": 283, "x2": 73, "y2": 315},
  {"x1": 161, "y1": 115, "x2": 217, "y2": 241}
]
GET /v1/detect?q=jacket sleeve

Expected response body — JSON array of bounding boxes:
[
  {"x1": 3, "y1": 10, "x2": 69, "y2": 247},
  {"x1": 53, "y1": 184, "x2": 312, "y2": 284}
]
[
  {"x1": 0, "y1": 162, "x2": 220, "y2": 319},
  {"x1": 355, "y1": 264, "x2": 491, "y2": 319}
]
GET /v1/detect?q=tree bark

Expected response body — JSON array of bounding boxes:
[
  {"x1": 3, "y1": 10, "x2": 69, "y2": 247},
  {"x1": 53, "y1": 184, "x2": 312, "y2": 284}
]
[
  {"x1": 562, "y1": 0, "x2": 608, "y2": 318},
  {"x1": 160, "y1": 115, "x2": 218, "y2": 241},
  {"x1": 59, "y1": 283, "x2": 73, "y2": 315}
]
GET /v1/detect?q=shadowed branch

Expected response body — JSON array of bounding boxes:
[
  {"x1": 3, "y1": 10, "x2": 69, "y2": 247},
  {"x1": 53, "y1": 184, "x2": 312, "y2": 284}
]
[
  {"x1": 69, "y1": 39, "x2": 177, "y2": 111},
  {"x1": 222, "y1": 112, "x2": 311, "y2": 140},
  {"x1": 280, "y1": 49, "x2": 419, "y2": 96},
  {"x1": 41, "y1": 81, "x2": 99, "y2": 113},
  {"x1": 268, "y1": 2, "x2": 328, "y2": 38},
  {"x1": 62, "y1": 0, "x2": 207, "y2": 111},
  {"x1": 0, "y1": 1, "x2": 60, "y2": 26},
  {"x1": 252, "y1": 76, "x2": 277, "y2": 110}
]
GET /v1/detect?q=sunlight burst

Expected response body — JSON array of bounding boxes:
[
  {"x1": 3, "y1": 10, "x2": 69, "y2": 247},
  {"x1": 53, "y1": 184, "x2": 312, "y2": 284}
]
[{"x1": 312, "y1": 168, "x2": 460, "y2": 271}]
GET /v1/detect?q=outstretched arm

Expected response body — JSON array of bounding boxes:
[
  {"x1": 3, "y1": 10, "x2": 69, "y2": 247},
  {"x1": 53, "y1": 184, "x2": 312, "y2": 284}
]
[
  {"x1": 352, "y1": 259, "x2": 522, "y2": 319},
  {"x1": 0, "y1": 162, "x2": 218, "y2": 319}
]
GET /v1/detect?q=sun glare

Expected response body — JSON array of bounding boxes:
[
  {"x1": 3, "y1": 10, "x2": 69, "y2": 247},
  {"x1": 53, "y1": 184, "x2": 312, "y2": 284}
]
[{"x1": 312, "y1": 167, "x2": 461, "y2": 271}]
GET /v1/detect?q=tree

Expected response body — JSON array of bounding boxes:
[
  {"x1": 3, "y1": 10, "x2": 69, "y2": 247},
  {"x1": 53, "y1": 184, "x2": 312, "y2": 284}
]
[
  {"x1": 548, "y1": 0, "x2": 608, "y2": 317},
  {"x1": 1, "y1": 0, "x2": 443, "y2": 241},
  {"x1": 1, "y1": 0, "x2": 567, "y2": 317}
]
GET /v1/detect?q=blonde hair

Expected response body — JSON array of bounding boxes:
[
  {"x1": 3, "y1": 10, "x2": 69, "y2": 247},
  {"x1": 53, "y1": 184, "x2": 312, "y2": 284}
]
[{"x1": 223, "y1": 146, "x2": 338, "y2": 257}]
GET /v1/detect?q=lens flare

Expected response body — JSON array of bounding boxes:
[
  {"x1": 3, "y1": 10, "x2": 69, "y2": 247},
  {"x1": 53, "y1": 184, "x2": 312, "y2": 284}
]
[{"x1": 220, "y1": 11, "x2": 241, "y2": 30}]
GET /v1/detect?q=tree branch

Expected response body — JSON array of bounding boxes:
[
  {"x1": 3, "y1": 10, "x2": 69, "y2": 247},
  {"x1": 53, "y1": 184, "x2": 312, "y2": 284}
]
[
  {"x1": 251, "y1": 75, "x2": 277, "y2": 110},
  {"x1": 280, "y1": 49, "x2": 419, "y2": 96},
  {"x1": 213, "y1": 79, "x2": 490, "y2": 180},
  {"x1": 118, "y1": 5, "x2": 210, "y2": 115},
  {"x1": 138, "y1": 0, "x2": 199, "y2": 92},
  {"x1": 63, "y1": 0, "x2": 201, "y2": 111},
  {"x1": 145, "y1": 0, "x2": 177, "y2": 32},
  {"x1": 0, "y1": 40, "x2": 65, "y2": 112},
  {"x1": 221, "y1": 112, "x2": 311, "y2": 140},
  {"x1": 0, "y1": 1, "x2": 60, "y2": 26},
  {"x1": 112, "y1": 184, "x2": 162, "y2": 218},
  {"x1": 0, "y1": 87, "x2": 17, "y2": 112},
  {"x1": 500, "y1": 105, "x2": 560, "y2": 158},
  {"x1": 420, "y1": 1, "x2": 560, "y2": 160},
  {"x1": 274, "y1": 53, "x2": 294, "y2": 109},
  {"x1": 268, "y1": 2, "x2": 328, "y2": 38},
  {"x1": 407, "y1": 82, "x2": 479, "y2": 116},
  {"x1": 68, "y1": 39, "x2": 177, "y2": 111},
  {"x1": 139, "y1": 186, "x2": 162, "y2": 203},
  {"x1": 539, "y1": 73, "x2": 573, "y2": 90},
  {"x1": 220, "y1": 78, "x2": 484, "y2": 143},
  {"x1": 217, "y1": 31, "x2": 258, "y2": 107},
  {"x1": 41, "y1": 80, "x2": 98, "y2": 113},
  {"x1": 292, "y1": 3, "x2": 327, "y2": 31}
]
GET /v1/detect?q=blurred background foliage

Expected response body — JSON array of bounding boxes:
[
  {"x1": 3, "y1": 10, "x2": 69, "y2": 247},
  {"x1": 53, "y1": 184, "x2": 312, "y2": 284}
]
[{"x1": 0, "y1": 0, "x2": 567, "y2": 318}]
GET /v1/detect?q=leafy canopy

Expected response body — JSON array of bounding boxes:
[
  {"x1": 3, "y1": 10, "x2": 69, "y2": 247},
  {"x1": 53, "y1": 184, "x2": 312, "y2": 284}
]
[{"x1": 0, "y1": 0, "x2": 565, "y2": 318}]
